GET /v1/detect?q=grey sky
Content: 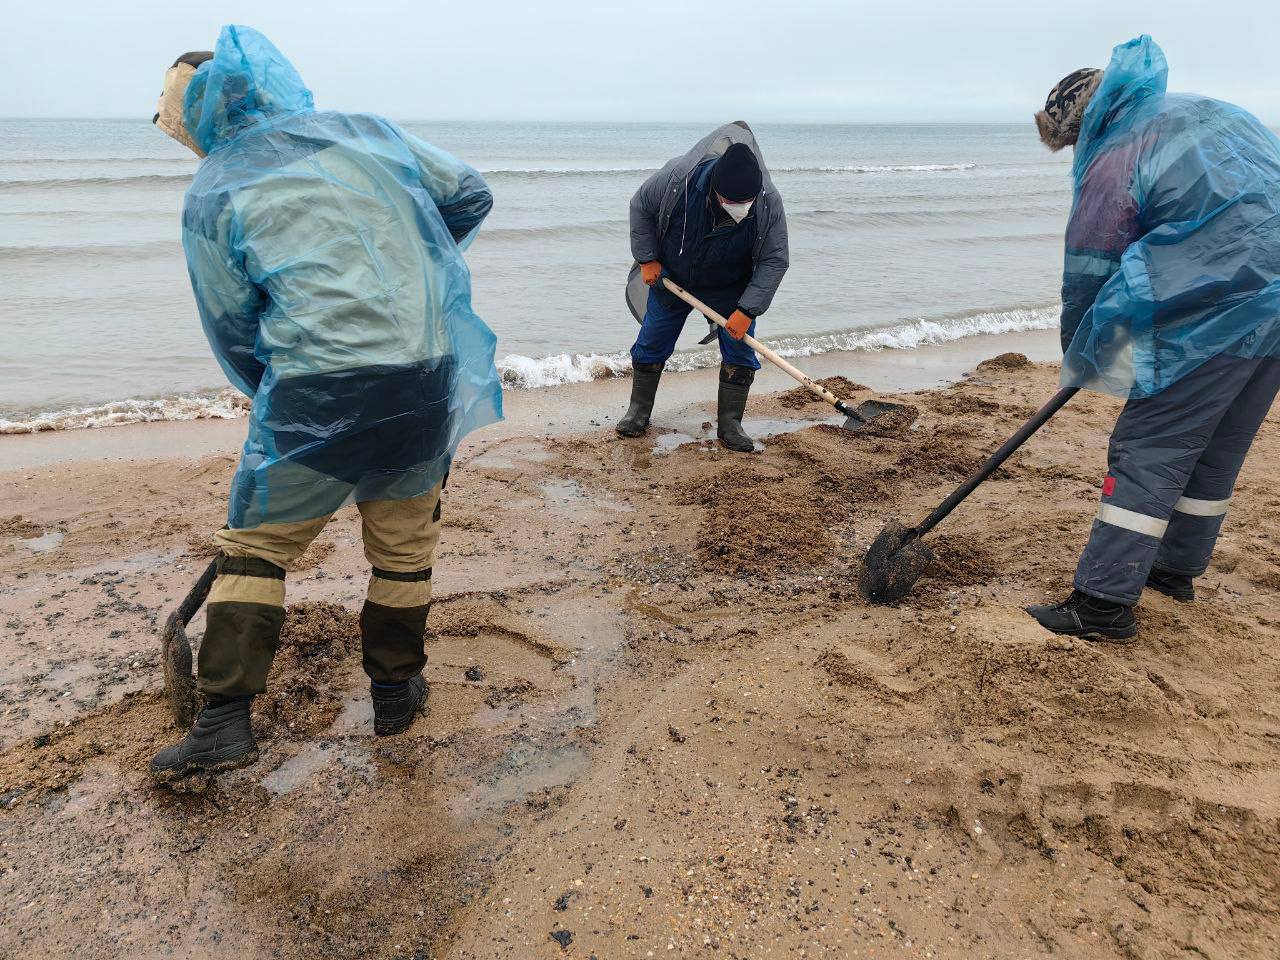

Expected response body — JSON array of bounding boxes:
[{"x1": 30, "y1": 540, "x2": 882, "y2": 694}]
[{"x1": 7, "y1": 0, "x2": 1279, "y2": 122}]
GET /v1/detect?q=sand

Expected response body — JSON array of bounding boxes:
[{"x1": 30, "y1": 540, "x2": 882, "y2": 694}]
[{"x1": 1, "y1": 352, "x2": 1278, "y2": 959}]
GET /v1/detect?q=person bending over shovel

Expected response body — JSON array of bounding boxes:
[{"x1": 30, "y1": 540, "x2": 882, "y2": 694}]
[
  {"x1": 1025, "y1": 36, "x2": 1280, "y2": 642},
  {"x1": 618, "y1": 123, "x2": 789, "y2": 452},
  {"x1": 148, "y1": 25, "x2": 501, "y2": 780}
]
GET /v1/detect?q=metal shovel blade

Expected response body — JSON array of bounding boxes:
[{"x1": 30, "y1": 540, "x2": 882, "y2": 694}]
[
  {"x1": 841, "y1": 399, "x2": 919, "y2": 435},
  {"x1": 160, "y1": 611, "x2": 198, "y2": 729},
  {"x1": 858, "y1": 519, "x2": 936, "y2": 605}
]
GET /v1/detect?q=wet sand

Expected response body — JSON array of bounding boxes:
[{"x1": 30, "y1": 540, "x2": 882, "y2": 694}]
[{"x1": 2, "y1": 344, "x2": 1278, "y2": 959}]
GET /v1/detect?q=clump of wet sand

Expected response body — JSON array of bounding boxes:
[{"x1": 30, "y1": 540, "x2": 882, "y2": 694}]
[{"x1": 776, "y1": 375, "x2": 869, "y2": 409}]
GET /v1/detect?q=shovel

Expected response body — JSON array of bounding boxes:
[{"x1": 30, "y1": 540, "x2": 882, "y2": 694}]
[
  {"x1": 859, "y1": 387, "x2": 1078, "y2": 604},
  {"x1": 159, "y1": 557, "x2": 217, "y2": 728},
  {"x1": 660, "y1": 278, "x2": 916, "y2": 433}
]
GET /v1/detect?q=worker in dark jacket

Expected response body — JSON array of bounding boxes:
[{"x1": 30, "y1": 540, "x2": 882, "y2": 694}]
[
  {"x1": 1025, "y1": 36, "x2": 1280, "y2": 642},
  {"x1": 618, "y1": 122, "x2": 789, "y2": 452}
]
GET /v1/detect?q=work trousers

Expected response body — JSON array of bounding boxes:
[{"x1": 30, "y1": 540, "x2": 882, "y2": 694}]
[
  {"x1": 1075, "y1": 356, "x2": 1280, "y2": 604},
  {"x1": 198, "y1": 481, "x2": 443, "y2": 698},
  {"x1": 630, "y1": 285, "x2": 760, "y2": 370}
]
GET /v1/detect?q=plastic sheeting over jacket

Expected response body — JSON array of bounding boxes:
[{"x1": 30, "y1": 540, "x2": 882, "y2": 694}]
[
  {"x1": 626, "y1": 122, "x2": 788, "y2": 324},
  {"x1": 180, "y1": 25, "x2": 501, "y2": 529},
  {"x1": 1059, "y1": 35, "x2": 1280, "y2": 398}
]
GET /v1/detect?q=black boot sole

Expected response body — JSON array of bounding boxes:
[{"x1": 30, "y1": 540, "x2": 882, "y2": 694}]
[
  {"x1": 615, "y1": 423, "x2": 649, "y2": 438},
  {"x1": 717, "y1": 433, "x2": 755, "y2": 453},
  {"x1": 149, "y1": 745, "x2": 260, "y2": 785},
  {"x1": 373, "y1": 685, "x2": 430, "y2": 737}
]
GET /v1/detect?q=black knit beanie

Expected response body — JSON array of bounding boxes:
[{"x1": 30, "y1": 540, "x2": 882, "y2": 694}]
[{"x1": 711, "y1": 143, "x2": 762, "y2": 202}]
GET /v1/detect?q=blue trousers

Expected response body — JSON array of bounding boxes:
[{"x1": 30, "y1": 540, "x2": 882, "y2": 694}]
[
  {"x1": 1075, "y1": 355, "x2": 1280, "y2": 604},
  {"x1": 630, "y1": 286, "x2": 760, "y2": 370}
]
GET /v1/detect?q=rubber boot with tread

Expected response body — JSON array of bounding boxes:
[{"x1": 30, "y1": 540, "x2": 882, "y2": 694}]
[
  {"x1": 150, "y1": 696, "x2": 258, "y2": 783},
  {"x1": 372, "y1": 672, "x2": 429, "y2": 736},
  {"x1": 617, "y1": 363, "x2": 663, "y2": 437},
  {"x1": 717, "y1": 365, "x2": 756, "y2": 453}
]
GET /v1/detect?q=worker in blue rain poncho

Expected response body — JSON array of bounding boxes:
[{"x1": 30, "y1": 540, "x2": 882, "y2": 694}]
[
  {"x1": 148, "y1": 26, "x2": 502, "y2": 781},
  {"x1": 1025, "y1": 36, "x2": 1280, "y2": 642}
]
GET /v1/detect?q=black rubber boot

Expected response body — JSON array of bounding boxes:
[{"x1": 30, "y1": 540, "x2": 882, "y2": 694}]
[
  {"x1": 1146, "y1": 567, "x2": 1195, "y2": 602},
  {"x1": 371, "y1": 673, "x2": 429, "y2": 736},
  {"x1": 149, "y1": 696, "x2": 257, "y2": 783},
  {"x1": 717, "y1": 364, "x2": 756, "y2": 453},
  {"x1": 1025, "y1": 589, "x2": 1138, "y2": 643},
  {"x1": 616, "y1": 362, "x2": 664, "y2": 437}
]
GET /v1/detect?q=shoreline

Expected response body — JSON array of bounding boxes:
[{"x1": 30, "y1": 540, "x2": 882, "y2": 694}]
[{"x1": 1, "y1": 327, "x2": 1059, "y2": 470}]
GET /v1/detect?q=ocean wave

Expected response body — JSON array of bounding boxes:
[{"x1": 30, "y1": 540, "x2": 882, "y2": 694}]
[
  {"x1": 497, "y1": 305, "x2": 1057, "y2": 388},
  {"x1": 0, "y1": 391, "x2": 249, "y2": 434},
  {"x1": 0, "y1": 173, "x2": 192, "y2": 190},
  {"x1": 477, "y1": 163, "x2": 976, "y2": 179},
  {"x1": 0, "y1": 239, "x2": 179, "y2": 262},
  {"x1": 3, "y1": 306, "x2": 1055, "y2": 431}
]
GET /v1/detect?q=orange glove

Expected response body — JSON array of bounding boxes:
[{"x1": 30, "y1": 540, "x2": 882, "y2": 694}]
[
  {"x1": 640, "y1": 261, "x2": 662, "y2": 285},
  {"x1": 725, "y1": 309, "x2": 753, "y2": 340}
]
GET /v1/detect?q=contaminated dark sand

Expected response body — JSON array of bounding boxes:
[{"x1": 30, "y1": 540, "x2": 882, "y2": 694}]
[{"x1": 2, "y1": 357, "x2": 1278, "y2": 959}]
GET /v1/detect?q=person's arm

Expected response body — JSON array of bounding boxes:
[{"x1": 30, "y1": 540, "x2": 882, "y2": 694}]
[
  {"x1": 1060, "y1": 147, "x2": 1141, "y2": 351},
  {"x1": 737, "y1": 193, "x2": 790, "y2": 319},
  {"x1": 401, "y1": 131, "x2": 494, "y2": 250},
  {"x1": 629, "y1": 163, "x2": 675, "y2": 265},
  {"x1": 182, "y1": 199, "x2": 266, "y2": 397}
]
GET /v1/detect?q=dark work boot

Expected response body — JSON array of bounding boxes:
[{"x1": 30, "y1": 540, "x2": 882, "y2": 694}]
[
  {"x1": 1025, "y1": 589, "x2": 1137, "y2": 643},
  {"x1": 149, "y1": 696, "x2": 257, "y2": 783},
  {"x1": 371, "y1": 673, "x2": 429, "y2": 736},
  {"x1": 1146, "y1": 567, "x2": 1195, "y2": 602},
  {"x1": 616, "y1": 362, "x2": 664, "y2": 437},
  {"x1": 717, "y1": 364, "x2": 756, "y2": 453}
]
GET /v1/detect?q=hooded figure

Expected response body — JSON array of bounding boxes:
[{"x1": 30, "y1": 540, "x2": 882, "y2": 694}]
[
  {"x1": 149, "y1": 26, "x2": 501, "y2": 781},
  {"x1": 1025, "y1": 36, "x2": 1280, "y2": 642},
  {"x1": 618, "y1": 122, "x2": 789, "y2": 452}
]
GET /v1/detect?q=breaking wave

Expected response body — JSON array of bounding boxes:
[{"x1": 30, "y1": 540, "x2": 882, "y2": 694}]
[
  {"x1": 496, "y1": 304, "x2": 1056, "y2": 388},
  {"x1": 2, "y1": 306, "x2": 1055, "y2": 432},
  {"x1": 1, "y1": 391, "x2": 249, "y2": 434}
]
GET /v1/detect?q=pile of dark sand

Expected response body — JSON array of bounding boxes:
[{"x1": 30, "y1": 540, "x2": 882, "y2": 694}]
[
  {"x1": 1, "y1": 515, "x2": 46, "y2": 538},
  {"x1": 776, "y1": 375, "x2": 868, "y2": 409},
  {"x1": 976, "y1": 352, "x2": 1032, "y2": 371},
  {"x1": 254, "y1": 601, "x2": 360, "y2": 740}
]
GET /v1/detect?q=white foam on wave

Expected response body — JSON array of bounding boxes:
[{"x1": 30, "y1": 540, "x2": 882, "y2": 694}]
[
  {"x1": 3, "y1": 306, "x2": 1055, "y2": 431},
  {"x1": 497, "y1": 305, "x2": 1056, "y2": 388},
  {"x1": 0, "y1": 390, "x2": 249, "y2": 434}
]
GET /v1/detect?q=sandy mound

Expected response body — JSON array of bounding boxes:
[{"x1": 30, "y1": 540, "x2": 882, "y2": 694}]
[
  {"x1": 776, "y1": 375, "x2": 869, "y2": 408},
  {"x1": 977, "y1": 351, "x2": 1032, "y2": 371}
]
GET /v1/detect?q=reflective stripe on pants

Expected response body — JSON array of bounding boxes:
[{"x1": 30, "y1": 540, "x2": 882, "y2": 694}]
[{"x1": 1074, "y1": 355, "x2": 1280, "y2": 604}]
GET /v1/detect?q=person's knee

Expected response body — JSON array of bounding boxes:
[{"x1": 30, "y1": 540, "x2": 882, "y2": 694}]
[{"x1": 359, "y1": 486, "x2": 442, "y2": 572}]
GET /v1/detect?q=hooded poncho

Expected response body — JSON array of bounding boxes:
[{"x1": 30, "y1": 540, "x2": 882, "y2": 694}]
[
  {"x1": 1059, "y1": 35, "x2": 1280, "y2": 397},
  {"x1": 181, "y1": 26, "x2": 502, "y2": 528}
]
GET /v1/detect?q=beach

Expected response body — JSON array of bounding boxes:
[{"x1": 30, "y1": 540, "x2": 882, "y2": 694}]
[{"x1": 3, "y1": 347, "x2": 1278, "y2": 959}]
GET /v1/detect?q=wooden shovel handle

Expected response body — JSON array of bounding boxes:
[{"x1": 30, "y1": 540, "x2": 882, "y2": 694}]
[{"x1": 661, "y1": 278, "x2": 854, "y2": 414}]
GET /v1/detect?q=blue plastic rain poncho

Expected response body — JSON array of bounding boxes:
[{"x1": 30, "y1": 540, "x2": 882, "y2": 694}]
[
  {"x1": 180, "y1": 26, "x2": 502, "y2": 528},
  {"x1": 1059, "y1": 36, "x2": 1280, "y2": 398}
]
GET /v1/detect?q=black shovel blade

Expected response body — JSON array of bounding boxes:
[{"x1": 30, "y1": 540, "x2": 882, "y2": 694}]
[
  {"x1": 841, "y1": 399, "x2": 919, "y2": 435},
  {"x1": 858, "y1": 519, "x2": 936, "y2": 605},
  {"x1": 160, "y1": 611, "x2": 198, "y2": 730}
]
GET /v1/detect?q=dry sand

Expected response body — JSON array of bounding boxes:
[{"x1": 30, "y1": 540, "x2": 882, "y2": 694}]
[{"x1": 2, "y1": 354, "x2": 1278, "y2": 959}]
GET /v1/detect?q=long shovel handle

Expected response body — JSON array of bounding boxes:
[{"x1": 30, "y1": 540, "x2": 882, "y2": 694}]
[
  {"x1": 915, "y1": 387, "x2": 1078, "y2": 538},
  {"x1": 661, "y1": 278, "x2": 863, "y2": 419},
  {"x1": 177, "y1": 558, "x2": 219, "y2": 625}
]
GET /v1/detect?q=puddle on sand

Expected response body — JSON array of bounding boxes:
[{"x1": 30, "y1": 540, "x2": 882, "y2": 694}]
[
  {"x1": 449, "y1": 742, "x2": 589, "y2": 821},
  {"x1": 652, "y1": 415, "x2": 843, "y2": 454},
  {"x1": 21, "y1": 531, "x2": 64, "y2": 553},
  {"x1": 539, "y1": 478, "x2": 632, "y2": 514},
  {"x1": 260, "y1": 740, "x2": 372, "y2": 797},
  {"x1": 470, "y1": 441, "x2": 553, "y2": 471}
]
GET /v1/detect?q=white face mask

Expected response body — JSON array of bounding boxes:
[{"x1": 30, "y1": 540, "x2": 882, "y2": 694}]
[{"x1": 719, "y1": 197, "x2": 754, "y2": 224}]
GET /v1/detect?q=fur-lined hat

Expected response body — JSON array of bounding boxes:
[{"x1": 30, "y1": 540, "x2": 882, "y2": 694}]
[{"x1": 1035, "y1": 68, "x2": 1103, "y2": 151}]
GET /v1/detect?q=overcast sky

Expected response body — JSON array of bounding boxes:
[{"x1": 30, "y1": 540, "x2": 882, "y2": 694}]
[{"x1": 6, "y1": 0, "x2": 1279, "y2": 123}]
